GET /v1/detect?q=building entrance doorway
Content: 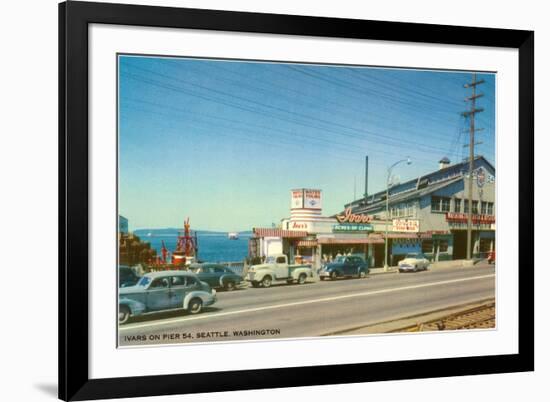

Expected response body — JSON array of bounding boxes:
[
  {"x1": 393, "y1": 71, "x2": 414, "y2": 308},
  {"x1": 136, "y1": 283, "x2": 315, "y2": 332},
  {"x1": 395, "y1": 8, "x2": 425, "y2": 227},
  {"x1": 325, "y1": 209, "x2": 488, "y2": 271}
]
[
  {"x1": 373, "y1": 244, "x2": 385, "y2": 268},
  {"x1": 453, "y1": 231, "x2": 467, "y2": 259},
  {"x1": 452, "y1": 230, "x2": 479, "y2": 259}
]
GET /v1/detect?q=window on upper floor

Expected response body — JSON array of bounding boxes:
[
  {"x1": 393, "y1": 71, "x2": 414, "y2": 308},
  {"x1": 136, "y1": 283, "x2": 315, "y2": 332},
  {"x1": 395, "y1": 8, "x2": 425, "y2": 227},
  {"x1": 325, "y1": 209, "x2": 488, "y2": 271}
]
[
  {"x1": 487, "y1": 202, "x2": 494, "y2": 215},
  {"x1": 454, "y1": 198, "x2": 462, "y2": 213},
  {"x1": 441, "y1": 197, "x2": 450, "y2": 212},
  {"x1": 481, "y1": 201, "x2": 488, "y2": 215},
  {"x1": 431, "y1": 196, "x2": 451, "y2": 212}
]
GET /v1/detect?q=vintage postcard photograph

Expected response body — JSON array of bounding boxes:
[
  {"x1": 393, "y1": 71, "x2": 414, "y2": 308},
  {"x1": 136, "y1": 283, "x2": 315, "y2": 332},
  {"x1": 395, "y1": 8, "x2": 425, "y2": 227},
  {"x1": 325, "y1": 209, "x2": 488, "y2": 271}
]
[{"x1": 117, "y1": 55, "x2": 496, "y2": 346}]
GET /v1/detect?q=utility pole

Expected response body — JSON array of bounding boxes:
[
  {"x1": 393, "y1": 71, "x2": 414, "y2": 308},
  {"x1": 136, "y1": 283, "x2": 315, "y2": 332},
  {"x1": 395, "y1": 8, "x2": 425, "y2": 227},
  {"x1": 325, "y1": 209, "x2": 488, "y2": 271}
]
[
  {"x1": 462, "y1": 73, "x2": 484, "y2": 261},
  {"x1": 364, "y1": 155, "x2": 369, "y2": 201}
]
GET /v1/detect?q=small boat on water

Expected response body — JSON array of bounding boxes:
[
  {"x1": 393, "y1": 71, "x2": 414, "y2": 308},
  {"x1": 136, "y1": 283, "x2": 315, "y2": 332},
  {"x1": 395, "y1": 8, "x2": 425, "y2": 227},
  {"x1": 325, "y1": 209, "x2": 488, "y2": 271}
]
[{"x1": 228, "y1": 232, "x2": 239, "y2": 240}]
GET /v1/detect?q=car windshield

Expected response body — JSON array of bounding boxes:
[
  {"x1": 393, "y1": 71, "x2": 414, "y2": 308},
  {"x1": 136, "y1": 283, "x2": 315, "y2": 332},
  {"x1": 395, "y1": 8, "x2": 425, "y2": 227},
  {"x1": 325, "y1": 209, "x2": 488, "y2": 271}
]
[
  {"x1": 334, "y1": 256, "x2": 346, "y2": 263},
  {"x1": 406, "y1": 253, "x2": 422, "y2": 259},
  {"x1": 137, "y1": 276, "x2": 151, "y2": 287}
]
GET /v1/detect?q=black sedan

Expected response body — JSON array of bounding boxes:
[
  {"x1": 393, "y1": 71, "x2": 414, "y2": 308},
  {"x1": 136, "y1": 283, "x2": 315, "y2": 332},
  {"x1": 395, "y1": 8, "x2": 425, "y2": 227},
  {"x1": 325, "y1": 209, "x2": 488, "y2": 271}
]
[
  {"x1": 119, "y1": 265, "x2": 141, "y2": 288},
  {"x1": 319, "y1": 256, "x2": 369, "y2": 280},
  {"x1": 190, "y1": 263, "x2": 243, "y2": 291}
]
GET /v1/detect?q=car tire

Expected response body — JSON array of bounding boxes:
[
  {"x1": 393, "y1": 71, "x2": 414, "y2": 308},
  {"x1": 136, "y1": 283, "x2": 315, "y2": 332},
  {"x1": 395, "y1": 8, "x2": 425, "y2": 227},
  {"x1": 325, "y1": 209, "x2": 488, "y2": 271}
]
[
  {"x1": 119, "y1": 305, "x2": 130, "y2": 325},
  {"x1": 224, "y1": 280, "x2": 235, "y2": 291},
  {"x1": 261, "y1": 276, "x2": 272, "y2": 288},
  {"x1": 330, "y1": 271, "x2": 338, "y2": 280},
  {"x1": 320, "y1": 277, "x2": 325, "y2": 281},
  {"x1": 297, "y1": 273, "x2": 307, "y2": 284},
  {"x1": 188, "y1": 298, "x2": 203, "y2": 314},
  {"x1": 359, "y1": 271, "x2": 367, "y2": 278}
]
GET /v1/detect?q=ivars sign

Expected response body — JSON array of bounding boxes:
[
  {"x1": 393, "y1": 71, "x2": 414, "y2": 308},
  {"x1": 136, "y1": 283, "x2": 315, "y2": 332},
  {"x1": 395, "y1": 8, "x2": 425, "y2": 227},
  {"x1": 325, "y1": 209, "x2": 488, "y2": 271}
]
[{"x1": 336, "y1": 207, "x2": 373, "y2": 224}]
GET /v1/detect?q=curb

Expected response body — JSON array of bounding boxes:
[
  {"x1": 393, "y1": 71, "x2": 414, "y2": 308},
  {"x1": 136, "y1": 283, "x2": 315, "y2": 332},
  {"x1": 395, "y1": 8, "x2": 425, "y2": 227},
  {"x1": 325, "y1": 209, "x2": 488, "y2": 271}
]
[{"x1": 368, "y1": 270, "x2": 399, "y2": 276}]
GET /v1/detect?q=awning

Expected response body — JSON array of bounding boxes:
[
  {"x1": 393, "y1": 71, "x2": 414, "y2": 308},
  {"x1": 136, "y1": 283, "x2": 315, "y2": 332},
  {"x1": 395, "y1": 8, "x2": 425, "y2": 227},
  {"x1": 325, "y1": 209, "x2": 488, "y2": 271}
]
[
  {"x1": 317, "y1": 238, "x2": 384, "y2": 245},
  {"x1": 384, "y1": 233, "x2": 419, "y2": 239},
  {"x1": 253, "y1": 228, "x2": 308, "y2": 238},
  {"x1": 295, "y1": 240, "x2": 318, "y2": 247}
]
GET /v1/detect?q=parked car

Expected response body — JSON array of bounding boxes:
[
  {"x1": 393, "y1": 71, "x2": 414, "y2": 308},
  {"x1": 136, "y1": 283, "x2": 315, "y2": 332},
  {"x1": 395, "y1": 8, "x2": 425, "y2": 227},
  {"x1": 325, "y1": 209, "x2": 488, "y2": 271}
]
[
  {"x1": 319, "y1": 255, "x2": 369, "y2": 280},
  {"x1": 487, "y1": 250, "x2": 496, "y2": 264},
  {"x1": 118, "y1": 270, "x2": 216, "y2": 324},
  {"x1": 398, "y1": 252, "x2": 430, "y2": 272},
  {"x1": 119, "y1": 265, "x2": 140, "y2": 288},
  {"x1": 246, "y1": 254, "x2": 312, "y2": 288},
  {"x1": 190, "y1": 263, "x2": 243, "y2": 291}
]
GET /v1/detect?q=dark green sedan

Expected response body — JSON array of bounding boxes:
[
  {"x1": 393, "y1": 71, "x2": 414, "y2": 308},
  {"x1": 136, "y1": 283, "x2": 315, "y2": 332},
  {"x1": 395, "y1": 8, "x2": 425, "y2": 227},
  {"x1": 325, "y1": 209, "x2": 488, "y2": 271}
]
[{"x1": 190, "y1": 264, "x2": 243, "y2": 291}]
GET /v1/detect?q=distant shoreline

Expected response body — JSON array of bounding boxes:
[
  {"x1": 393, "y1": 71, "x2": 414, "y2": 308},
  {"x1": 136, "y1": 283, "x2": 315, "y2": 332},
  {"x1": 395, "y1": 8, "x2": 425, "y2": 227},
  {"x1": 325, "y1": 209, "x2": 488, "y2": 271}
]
[{"x1": 133, "y1": 228, "x2": 254, "y2": 236}]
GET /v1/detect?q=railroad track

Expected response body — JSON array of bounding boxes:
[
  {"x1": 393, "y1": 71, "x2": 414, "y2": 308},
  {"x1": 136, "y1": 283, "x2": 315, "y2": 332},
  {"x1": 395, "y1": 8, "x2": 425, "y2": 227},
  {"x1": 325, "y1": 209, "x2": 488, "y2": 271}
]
[{"x1": 390, "y1": 300, "x2": 495, "y2": 332}]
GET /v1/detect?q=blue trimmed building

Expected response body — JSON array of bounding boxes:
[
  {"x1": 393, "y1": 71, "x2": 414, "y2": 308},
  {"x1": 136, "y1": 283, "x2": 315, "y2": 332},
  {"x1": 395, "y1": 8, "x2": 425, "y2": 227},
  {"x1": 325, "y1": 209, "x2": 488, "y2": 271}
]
[{"x1": 344, "y1": 156, "x2": 495, "y2": 266}]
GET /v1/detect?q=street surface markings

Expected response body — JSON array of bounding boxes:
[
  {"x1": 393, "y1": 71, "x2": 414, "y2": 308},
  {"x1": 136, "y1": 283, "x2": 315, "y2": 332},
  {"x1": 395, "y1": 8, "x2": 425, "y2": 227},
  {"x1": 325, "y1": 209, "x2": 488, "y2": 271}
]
[{"x1": 119, "y1": 273, "x2": 495, "y2": 332}]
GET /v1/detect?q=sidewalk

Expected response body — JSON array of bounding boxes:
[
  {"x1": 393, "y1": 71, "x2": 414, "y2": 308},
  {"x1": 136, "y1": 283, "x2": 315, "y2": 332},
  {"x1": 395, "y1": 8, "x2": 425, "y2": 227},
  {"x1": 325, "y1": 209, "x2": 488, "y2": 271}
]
[
  {"x1": 368, "y1": 258, "x2": 489, "y2": 276},
  {"x1": 369, "y1": 267, "x2": 399, "y2": 275},
  {"x1": 430, "y1": 258, "x2": 488, "y2": 269}
]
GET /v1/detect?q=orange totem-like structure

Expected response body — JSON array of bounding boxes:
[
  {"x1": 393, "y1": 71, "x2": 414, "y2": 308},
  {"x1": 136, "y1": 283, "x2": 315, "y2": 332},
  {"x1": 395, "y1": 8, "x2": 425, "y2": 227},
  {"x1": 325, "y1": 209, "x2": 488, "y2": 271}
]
[{"x1": 172, "y1": 218, "x2": 195, "y2": 266}]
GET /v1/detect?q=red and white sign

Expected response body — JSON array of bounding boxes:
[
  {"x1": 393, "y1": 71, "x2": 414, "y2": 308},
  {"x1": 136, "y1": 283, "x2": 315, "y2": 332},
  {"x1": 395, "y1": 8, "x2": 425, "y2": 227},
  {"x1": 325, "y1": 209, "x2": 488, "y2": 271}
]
[
  {"x1": 446, "y1": 212, "x2": 495, "y2": 224},
  {"x1": 304, "y1": 189, "x2": 322, "y2": 210},
  {"x1": 392, "y1": 219, "x2": 420, "y2": 233},
  {"x1": 290, "y1": 190, "x2": 304, "y2": 209},
  {"x1": 291, "y1": 189, "x2": 322, "y2": 210},
  {"x1": 289, "y1": 221, "x2": 309, "y2": 230}
]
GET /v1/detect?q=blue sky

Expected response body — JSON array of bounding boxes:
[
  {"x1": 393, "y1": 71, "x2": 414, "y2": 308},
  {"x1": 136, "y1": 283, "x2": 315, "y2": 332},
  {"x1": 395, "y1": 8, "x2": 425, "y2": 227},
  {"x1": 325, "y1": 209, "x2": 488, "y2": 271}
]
[{"x1": 118, "y1": 55, "x2": 495, "y2": 231}]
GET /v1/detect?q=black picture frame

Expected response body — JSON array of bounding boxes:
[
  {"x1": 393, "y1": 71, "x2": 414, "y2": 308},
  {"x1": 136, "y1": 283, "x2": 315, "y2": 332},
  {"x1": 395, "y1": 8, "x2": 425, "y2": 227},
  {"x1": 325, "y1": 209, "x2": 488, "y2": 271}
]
[{"x1": 59, "y1": 1, "x2": 534, "y2": 400}]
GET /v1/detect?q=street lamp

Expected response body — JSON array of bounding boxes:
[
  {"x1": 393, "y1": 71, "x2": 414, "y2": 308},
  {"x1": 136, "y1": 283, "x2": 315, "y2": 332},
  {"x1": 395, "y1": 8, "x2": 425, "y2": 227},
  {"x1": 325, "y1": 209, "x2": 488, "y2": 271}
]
[{"x1": 384, "y1": 157, "x2": 412, "y2": 271}]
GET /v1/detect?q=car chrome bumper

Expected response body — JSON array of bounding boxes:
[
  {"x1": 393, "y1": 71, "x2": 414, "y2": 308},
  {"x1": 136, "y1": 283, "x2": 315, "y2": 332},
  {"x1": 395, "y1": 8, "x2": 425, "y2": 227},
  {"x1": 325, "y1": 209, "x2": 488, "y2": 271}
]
[{"x1": 204, "y1": 291, "x2": 217, "y2": 306}]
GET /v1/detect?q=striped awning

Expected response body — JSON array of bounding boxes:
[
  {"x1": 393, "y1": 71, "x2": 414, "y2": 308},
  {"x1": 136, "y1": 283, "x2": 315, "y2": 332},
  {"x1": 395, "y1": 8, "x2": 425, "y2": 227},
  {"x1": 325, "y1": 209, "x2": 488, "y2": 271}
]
[
  {"x1": 253, "y1": 228, "x2": 308, "y2": 238},
  {"x1": 295, "y1": 240, "x2": 318, "y2": 247},
  {"x1": 418, "y1": 232, "x2": 433, "y2": 239},
  {"x1": 384, "y1": 233, "x2": 419, "y2": 239},
  {"x1": 317, "y1": 238, "x2": 384, "y2": 245}
]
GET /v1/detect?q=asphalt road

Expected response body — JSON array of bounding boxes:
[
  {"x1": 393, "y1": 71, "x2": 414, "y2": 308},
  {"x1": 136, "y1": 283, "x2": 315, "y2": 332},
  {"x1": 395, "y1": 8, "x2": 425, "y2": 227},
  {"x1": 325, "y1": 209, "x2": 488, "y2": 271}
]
[{"x1": 118, "y1": 263, "x2": 495, "y2": 346}]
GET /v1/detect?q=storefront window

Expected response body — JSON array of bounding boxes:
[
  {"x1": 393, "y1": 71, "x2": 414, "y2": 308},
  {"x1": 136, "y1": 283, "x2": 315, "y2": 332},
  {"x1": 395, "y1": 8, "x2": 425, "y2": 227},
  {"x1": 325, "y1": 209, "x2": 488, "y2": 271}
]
[
  {"x1": 439, "y1": 240, "x2": 449, "y2": 252},
  {"x1": 480, "y1": 238, "x2": 493, "y2": 253},
  {"x1": 422, "y1": 240, "x2": 433, "y2": 253}
]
